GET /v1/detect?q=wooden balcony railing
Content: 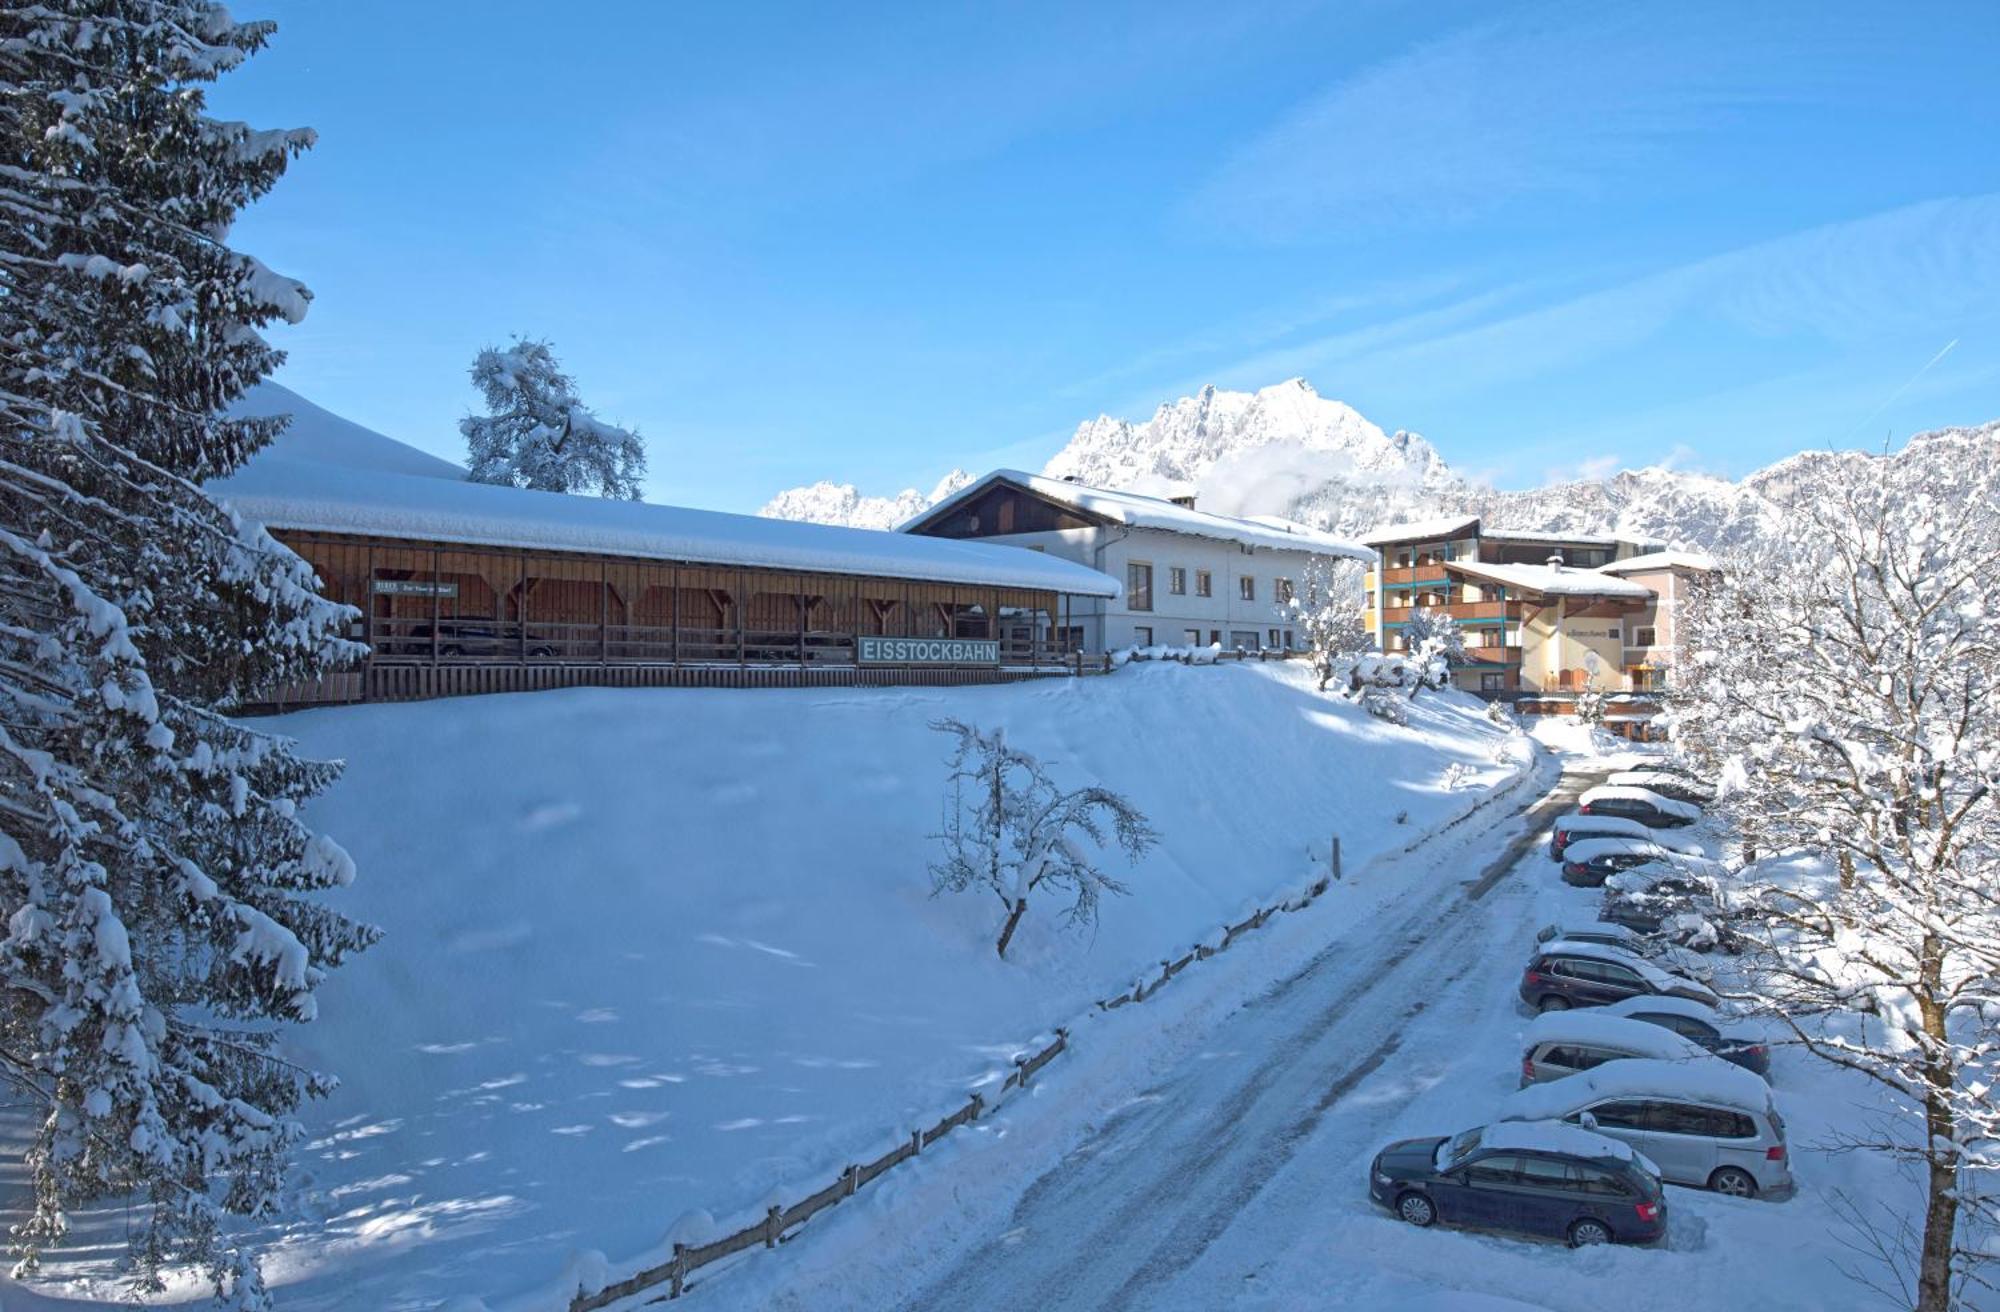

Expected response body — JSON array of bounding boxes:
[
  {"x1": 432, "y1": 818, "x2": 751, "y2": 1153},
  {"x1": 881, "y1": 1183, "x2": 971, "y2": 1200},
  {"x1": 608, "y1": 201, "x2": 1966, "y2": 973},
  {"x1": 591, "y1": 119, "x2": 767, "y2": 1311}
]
[{"x1": 1463, "y1": 645, "x2": 1523, "y2": 665}]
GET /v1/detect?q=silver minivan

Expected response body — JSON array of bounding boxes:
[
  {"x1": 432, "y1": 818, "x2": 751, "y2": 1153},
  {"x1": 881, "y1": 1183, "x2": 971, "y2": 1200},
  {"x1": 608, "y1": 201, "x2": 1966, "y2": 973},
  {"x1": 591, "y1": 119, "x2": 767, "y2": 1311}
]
[
  {"x1": 1519, "y1": 1010, "x2": 1715, "y2": 1085},
  {"x1": 1500, "y1": 1058, "x2": 1791, "y2": 1197}
]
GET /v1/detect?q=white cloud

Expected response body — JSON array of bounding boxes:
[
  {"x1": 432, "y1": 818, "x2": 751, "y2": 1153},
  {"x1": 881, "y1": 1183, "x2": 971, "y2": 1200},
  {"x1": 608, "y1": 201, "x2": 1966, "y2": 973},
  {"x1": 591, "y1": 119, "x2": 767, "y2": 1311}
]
[
  {"x1": 1205, "y1": 193, "x2": 2000, "y2": 401},
  {"x1": 1542, "y1": 454, "x2": 1623, "y2": 487},
  {"x1": 1184, "y1": 5, "x2": 1861, "y2": 240}
]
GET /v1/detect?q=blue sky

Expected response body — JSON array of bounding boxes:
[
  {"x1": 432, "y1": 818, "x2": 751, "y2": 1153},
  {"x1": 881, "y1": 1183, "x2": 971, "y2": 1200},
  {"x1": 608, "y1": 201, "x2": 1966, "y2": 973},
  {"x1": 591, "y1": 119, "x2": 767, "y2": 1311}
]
[{"x1": 218, "y1": 1, "x2": 2000, "y2": 510}]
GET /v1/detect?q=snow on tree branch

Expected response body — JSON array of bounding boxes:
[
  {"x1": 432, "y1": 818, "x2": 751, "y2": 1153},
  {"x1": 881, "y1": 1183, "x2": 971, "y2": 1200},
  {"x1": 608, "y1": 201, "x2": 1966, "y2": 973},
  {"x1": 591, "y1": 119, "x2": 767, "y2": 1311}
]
[{"x1": 460, "y1": 338, "x2": 648, "y2": 499}]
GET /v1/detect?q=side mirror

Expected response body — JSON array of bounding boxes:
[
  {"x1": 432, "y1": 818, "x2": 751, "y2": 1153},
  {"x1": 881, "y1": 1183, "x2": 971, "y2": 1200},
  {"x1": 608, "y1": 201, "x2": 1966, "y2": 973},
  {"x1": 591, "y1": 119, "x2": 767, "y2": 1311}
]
[{"x1": 1579, "y1": 1112, "x2": 1600, "y2": 1130}]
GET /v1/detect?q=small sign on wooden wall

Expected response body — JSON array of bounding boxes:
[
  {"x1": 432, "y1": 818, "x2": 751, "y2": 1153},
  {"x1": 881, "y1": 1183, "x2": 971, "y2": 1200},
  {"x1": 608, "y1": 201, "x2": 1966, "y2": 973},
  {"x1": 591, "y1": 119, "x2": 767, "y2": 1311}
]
[{"x1": 856, "y1": 636, "x2": 1000, "y2": 665}]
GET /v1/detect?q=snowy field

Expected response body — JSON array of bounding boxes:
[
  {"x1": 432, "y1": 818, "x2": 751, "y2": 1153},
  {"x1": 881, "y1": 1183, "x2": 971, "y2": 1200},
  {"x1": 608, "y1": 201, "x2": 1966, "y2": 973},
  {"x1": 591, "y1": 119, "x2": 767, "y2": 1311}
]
[{"x1": 0, "y1": 661, "x2": 1533, "y2": 1310}]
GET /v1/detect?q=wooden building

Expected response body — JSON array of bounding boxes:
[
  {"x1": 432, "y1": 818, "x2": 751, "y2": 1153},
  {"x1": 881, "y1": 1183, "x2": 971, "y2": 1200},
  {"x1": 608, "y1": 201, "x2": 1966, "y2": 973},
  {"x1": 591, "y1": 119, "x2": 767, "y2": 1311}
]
[{"x1": 212, "y1": 406, "x2": 1120, "y2": 707}]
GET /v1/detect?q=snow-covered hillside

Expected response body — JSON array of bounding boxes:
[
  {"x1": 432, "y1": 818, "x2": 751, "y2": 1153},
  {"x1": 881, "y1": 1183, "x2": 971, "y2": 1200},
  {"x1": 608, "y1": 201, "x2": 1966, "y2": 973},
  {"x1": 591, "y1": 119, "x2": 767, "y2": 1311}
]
[
  {"x1": 758, "y1": 378, "x2": 2000, "y2": 553},
  {"x1": 2, "y1": 664, "x2": 1532, "y2": 1310}
]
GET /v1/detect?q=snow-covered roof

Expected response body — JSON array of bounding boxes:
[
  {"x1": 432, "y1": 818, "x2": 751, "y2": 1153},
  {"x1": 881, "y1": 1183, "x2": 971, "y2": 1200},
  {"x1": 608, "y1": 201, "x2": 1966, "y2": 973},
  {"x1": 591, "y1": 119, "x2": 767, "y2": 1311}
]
[
  {"x1": 1500, "y1": 1057, "x2": 1775, "y2": 1120},
  {"x1": 918, "y1": 471, "x2": 1374, "y2": 561},
  {"x1": 1443, "y1": 559, "x2": 1654, "y2": 600},
  {"x1": 1472, "y1": 1119, "x2": 1655, "y2": 1170},
  {"x1": 214, "y1": 395, "x2": 1121, "y2": 597},
  {"x1": 1523, "y1": 1011, "x2": 1713, "y2": 1062},
  {"x1": 1600, "y1": 551, "x2": 1720, "y2": 576},
  {"x1": 1481, "y1": 527, "x2": 1669, "y2": 550},
  {"x1": 1357, "y1": 514, "x2": 1482, "y2": 547},
  {"x1": 1579, "y1": 785, "x2": 1704, "y2": 819}
]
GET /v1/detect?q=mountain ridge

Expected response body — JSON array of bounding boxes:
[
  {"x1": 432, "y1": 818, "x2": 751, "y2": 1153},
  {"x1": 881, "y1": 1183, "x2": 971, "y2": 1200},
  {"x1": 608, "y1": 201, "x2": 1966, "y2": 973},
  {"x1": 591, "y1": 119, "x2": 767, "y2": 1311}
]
[{"x1": 757, "y1": 378, "x2": 1999, "y2": 552}]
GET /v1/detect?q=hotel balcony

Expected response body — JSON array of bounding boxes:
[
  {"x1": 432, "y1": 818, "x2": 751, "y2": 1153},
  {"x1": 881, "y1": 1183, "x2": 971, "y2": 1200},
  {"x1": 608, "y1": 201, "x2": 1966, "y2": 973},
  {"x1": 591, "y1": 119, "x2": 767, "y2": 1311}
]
[
  {"x1": 1380, "y1": 600, "x2": 1528, "y2": 624},
  {"x1": 1375, "y1": 564, "x2": 1452, "y2": 587},
  {"x1": 1463, "y1": 644, "x2": 1524, "y2": 665}
]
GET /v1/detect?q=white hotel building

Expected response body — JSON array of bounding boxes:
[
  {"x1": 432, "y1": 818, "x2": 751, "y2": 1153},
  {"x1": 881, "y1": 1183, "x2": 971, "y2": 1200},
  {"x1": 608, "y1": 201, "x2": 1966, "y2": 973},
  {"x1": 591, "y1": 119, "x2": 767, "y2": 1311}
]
[{"x1": 901, "y1": 470, "x2": 1374, "y2": 653}]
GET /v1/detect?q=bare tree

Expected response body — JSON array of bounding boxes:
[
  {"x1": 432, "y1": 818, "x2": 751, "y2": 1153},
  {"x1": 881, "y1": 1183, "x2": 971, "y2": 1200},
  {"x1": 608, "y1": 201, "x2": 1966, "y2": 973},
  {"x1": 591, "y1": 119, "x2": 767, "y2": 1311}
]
[
  {"x1": 928, "y1": 721, "x2": 1157, "y2": 959},
  {"x1": 1675, "y1": 442, "x2": 2000, "y2": 1311}
]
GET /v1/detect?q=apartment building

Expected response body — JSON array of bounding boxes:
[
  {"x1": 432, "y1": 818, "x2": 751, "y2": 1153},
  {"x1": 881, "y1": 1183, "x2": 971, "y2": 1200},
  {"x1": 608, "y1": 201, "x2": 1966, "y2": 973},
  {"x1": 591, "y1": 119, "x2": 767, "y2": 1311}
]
[
  {"x1": 1360, "y1": 516, "x2": 1715, "y2": 695},
  {"x1": 902, "y1": 470, "x2": 1374, "y2": 653}
]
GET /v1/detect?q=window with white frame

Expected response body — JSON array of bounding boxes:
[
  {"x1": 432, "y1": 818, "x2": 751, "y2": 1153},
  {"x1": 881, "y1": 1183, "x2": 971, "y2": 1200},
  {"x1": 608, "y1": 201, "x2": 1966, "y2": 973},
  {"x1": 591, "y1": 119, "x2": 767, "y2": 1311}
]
[
  {"x1": 1239, "y1": 575, "x2": 1256, "y2": 602},
  {"x1": 1168, "y1": 566, "x2": 1187, "y2": 595},
  {"x1": 1127, "y1": 561, "x2": 1153, "y2": 612}
]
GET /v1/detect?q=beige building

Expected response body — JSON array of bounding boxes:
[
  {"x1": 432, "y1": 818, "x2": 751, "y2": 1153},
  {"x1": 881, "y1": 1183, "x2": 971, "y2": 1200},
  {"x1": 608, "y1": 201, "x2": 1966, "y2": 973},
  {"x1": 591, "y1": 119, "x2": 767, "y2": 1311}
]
[{"x1": 1360, "y1": 517, "x2": 1717, "y2": 696}]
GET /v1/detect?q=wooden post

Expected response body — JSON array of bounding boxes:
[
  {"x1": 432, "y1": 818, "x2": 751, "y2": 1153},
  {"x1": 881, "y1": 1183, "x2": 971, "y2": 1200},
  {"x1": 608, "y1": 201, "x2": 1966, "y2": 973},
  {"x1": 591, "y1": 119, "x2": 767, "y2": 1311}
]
[
  {"x1": 1013, "y1": 1055, "x2": 1029, "y2": 1088},
  {"x1": 910, "y1": 1128, "x2": 922, "y2": 1156},
  {"x1": 669, "y1": 1245, "x2": 688, "y2": 1298},
  {"x1": 968, "y1": 1090, "x2": 984, "y2": 1121},
  {"x1": 843, "y1": 1164, "x2": 858, "y2": 1197},
  {"x1": 1332, "y1": 834, "x2": 1342, "y2": 881},
  {"x1": 764, "y1": 1204, "x2": 782, "y2": 1248}
]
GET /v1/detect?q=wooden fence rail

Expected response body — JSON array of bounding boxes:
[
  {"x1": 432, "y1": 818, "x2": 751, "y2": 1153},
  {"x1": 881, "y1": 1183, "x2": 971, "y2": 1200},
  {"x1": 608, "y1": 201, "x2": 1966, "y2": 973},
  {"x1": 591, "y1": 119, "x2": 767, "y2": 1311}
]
[{"x1": 567, "y1": 860, "x2": 1334, "y2": 1310}]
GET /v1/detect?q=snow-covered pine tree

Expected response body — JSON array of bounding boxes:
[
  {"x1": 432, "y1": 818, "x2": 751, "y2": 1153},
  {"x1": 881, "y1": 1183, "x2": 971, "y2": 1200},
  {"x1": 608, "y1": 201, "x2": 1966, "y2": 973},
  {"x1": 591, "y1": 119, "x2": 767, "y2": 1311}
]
[
  {"x1": 1674, "y1": 444, "x2": 2000, "y2": 1311},
  {"x1": 928, "y1": 721, "x2": 1157, "y2": 959},
  {"x1": 1, "y1": 5, "x2": 375, "y2": 1302},
  {"x1": 461, "y1": 338, "x2": 647, "y2": 498}
]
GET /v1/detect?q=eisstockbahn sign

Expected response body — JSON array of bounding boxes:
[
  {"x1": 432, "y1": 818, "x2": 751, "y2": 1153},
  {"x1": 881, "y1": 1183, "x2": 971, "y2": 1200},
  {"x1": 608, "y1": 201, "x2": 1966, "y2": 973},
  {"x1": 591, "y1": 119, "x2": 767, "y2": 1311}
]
[{"x1": 856, "y1": 637, "x2": 1000, "y2": 666}]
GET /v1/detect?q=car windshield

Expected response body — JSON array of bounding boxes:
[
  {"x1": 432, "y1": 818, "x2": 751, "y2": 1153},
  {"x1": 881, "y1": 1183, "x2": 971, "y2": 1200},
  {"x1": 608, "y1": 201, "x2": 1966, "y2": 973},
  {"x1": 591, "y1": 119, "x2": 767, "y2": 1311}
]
[{"x1": 1435, "y1": 1127, "x2": 1483, "y2": 1173}]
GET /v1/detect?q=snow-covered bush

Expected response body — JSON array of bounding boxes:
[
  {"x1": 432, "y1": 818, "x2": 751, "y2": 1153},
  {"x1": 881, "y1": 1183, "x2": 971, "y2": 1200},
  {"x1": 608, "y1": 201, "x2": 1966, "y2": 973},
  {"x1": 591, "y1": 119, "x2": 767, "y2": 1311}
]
[
  {"x1": 928, "y1": 721, "x2": 1158, "y2": 958},
  {"x1": 1440, "y1": 762, "x2": 1477, "y2": 791},
  {"x1": 462, "y1": 338, "x2": 647, "y2": 498},
  {"x1": 1573, "y1": 687, "x2": 1607, "y2": 726},
  {"x1": 1484, "y1": 698, "x2": 1517, "y2": 728},
  {"x1": 1360, "y1": 687, "x2": 1407, "y2": 726}
]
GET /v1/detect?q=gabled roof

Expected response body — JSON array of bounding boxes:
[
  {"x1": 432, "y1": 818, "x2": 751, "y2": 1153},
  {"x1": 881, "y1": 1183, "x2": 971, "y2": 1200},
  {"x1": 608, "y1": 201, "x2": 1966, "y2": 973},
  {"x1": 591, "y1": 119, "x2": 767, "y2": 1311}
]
[
  {"x1": 1357, "y1": 514, "x2": 1482, "y2": 547},
  {"x1": 1442, "y1": 559, "x2": 1653, "y2": 600},
  {"x1": 907, "y1": 470, "x2": 1374, "y2": 561},
  {"x1": 212, "y1": 409, "x2": 1121, "y2": 598}
]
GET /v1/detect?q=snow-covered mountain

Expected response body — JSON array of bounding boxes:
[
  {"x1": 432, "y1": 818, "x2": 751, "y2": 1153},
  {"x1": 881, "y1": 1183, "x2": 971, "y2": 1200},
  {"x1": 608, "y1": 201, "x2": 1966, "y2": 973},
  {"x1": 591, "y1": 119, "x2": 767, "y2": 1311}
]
[{"x1": 759, "y1": 378, "x2": 1998, "y2": 553}]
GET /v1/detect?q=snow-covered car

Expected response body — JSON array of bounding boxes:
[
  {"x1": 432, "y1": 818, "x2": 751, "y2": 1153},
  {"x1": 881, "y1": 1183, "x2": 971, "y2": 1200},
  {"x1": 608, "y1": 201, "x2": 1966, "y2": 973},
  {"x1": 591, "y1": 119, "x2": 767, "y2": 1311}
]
[
  {"x1": 1518, "y1": 1009, "x2": 1717, "y2": 1085},
  {"x1": 1531, "y1": 921, "x2": 1709, "y2": 984},
  {"x1": 1606, "y1": 770, "x2": 1714, "y2": 805},
  {"x1": 1600, "y1": 995, "x2": 1771, "y2": 1079},
  {"x1": 1499, "y1": 1058, "x2": 1791, "y2": 1197},
  {"x1": 1576, "y1": 784, "x2": 1702, "y2": 829},
  {"x1": 1367, "y1": 1120, "x2": 1668, "y2": 1247},
  {"x1": 1520, "y1": 940, "x2": 1719, "y2": 1012},
  {"x1": 1599, "y1": 866, "x2": 1739, "y2": 952},
  {"x1": 1559, "y1": 837, "x2": 1710, "y2": 888},
  {"x1": 1549, "y1": 812, "x2": 1708, "y2": 863}
]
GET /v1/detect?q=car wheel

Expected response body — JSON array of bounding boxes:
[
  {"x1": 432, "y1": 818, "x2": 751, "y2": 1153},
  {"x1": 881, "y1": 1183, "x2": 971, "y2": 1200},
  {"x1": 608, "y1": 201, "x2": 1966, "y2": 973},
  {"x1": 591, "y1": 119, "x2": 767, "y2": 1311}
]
[
  {"x1": 1568, "y1": 1218, "x2": 1613, "y2": 1247},
  {"x1": 1395, "y1": 1192, "x2": 1436, "y2": 1227},
  {"x1": 1537, "y1": 995, "x2": 1572, "y2": 1013},
  {"x1": 529, "y1": 646, "x2": 555, "y2": 659},
  {"x1": 440, "y1": 645, "x2": 462, "y2": 657},
  {"x1": 1709, "y1": 1167, "x2": 1757, "y2": 1198}
]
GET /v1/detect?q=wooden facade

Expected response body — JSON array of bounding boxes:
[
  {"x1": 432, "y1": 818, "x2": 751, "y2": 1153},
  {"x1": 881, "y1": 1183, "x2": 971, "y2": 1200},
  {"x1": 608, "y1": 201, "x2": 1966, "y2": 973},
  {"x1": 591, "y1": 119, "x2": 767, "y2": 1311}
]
[{"x1": 262, "y1": 530, "x2": 1093, "y2": 708}]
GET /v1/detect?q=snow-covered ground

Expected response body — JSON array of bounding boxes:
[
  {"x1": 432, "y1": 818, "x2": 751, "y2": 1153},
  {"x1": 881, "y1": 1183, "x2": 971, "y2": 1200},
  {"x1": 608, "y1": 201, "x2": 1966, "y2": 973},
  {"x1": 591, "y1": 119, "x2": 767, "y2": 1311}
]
[
  {"x1": 0, "y1": 661, "x2": 1535, "y2": 1310},
  {"x1": 690, "y1": 740, "x2": 1975, "y2": 1312}
]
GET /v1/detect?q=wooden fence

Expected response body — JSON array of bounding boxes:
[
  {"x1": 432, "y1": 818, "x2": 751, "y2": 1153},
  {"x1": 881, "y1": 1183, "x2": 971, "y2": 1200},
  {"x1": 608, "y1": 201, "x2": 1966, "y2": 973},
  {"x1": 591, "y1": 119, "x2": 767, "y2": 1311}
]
[{"x1": 564, "y1": 860, "x2": 1339, "y2": 1311}]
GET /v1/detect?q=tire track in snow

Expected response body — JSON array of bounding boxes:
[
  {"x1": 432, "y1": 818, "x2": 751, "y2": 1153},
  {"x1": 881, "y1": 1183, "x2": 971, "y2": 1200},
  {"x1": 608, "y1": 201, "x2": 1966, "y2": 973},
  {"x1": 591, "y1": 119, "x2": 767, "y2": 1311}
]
[{"x1": 893, "y1": 768, "x2": 1603, "y2": 1312}]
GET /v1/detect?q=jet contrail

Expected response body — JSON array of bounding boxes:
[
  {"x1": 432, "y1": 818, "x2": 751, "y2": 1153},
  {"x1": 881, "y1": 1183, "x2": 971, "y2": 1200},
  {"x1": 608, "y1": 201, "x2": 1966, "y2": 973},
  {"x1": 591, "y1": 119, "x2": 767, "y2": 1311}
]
[{"x1": 1840, "y1": 337, "x2": 1959, "y2": 447}]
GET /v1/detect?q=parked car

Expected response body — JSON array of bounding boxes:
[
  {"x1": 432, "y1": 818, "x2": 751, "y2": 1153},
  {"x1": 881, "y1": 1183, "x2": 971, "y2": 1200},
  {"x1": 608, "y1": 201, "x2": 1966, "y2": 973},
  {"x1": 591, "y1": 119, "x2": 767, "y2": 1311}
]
[
  {"x1": 1599, "y1": 868, "x2": 1738, "y2": 952},
  {"x1": 1534, "y1": 920, "x2": 1709, "y2": 982},
  {"x1": 1368, "y1": 1120, "x2": 1668, "y2": 1247},
  {"x1": 1576, "y1": 785, "x2": 1702, "y2": 829},
  {"x1": 1519, "y1": 1010, "x2": 1716, "y2": 1085},
  {"x1": 1520, "y1": 940, "x2": 1718, "y2": 1013},
  {"x1": 1559, "y1": 838, "x2": 1713, "y2": 888},
  {"x1": 404, "y1": 622, "x2": 557, "y2": 659},
  {"x1": 1601, "y1": 995, "x2": 1771, "y2": 1079},
  {"x1": 1607, "y1": 770, "x2": 1715, "y2": 805},
  {"x1": 1550, "y1": 813, "x2": 1707, "y2": 863},
  {"x1": 1499, "y1": 1058, "x2": 1791, "y2": 1197}
]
